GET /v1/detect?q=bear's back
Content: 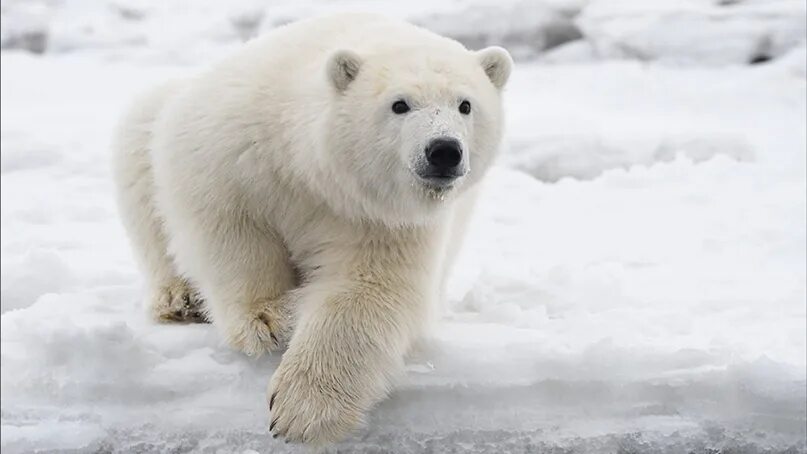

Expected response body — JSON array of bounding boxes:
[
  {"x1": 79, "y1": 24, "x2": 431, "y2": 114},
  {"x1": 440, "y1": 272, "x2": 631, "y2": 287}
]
[
  {"x1": 257, "y1": 13, "x2": 462, "y2": 60},
  {"x1": 209, "y1": 13, "x2": 467, "y2": 87}
]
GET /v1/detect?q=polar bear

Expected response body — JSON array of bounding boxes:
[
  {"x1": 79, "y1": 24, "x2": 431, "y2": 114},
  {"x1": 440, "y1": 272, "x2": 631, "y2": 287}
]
[{"x1": 112, "y1": 13, "x2": 511, "y2": 445}]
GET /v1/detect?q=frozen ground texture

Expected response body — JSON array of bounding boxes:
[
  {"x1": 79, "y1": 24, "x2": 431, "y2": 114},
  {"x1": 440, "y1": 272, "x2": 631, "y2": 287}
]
[{"x1": 1, "y1": 1, "x2": 806, "y2": 453}]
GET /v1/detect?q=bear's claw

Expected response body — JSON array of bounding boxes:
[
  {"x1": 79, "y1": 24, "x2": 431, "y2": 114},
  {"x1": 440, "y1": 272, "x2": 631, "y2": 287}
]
[
  {"x1": 152, "y1": 278, "x2": 208, "y2": 324},
  {"x1": 267, "y1": 351, "x2": 366, "y2": 445},
  {"x1": 224, "y1": 297, "x2": 291, "y2": 356}
]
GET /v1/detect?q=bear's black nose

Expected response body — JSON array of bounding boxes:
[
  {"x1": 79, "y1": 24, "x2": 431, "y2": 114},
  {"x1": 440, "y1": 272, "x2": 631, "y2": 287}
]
[{"x1": 425, "y1": 138, "x2": 462, "y2": 171}]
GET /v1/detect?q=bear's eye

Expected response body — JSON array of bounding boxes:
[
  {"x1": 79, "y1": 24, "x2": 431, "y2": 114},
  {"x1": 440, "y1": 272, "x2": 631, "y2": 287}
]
[
  {"x1": 391, "y1": 100, "x2": 410, "y2": 114},
  {"x1": 459, "y1": 100, "x2": 472, "y2": 115}
]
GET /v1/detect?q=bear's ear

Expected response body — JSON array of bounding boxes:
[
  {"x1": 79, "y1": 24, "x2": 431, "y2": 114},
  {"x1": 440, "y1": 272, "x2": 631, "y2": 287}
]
[
  {"x1": 476, "y1": 46, "x2": 513, "y2": 89},
  {"x1": 327, "y1": 50, "x2": 363, "y2": 92}
]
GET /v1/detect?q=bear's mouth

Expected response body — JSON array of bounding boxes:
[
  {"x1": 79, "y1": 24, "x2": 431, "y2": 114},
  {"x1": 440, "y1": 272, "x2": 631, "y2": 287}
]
[
  {"x1": 420, "y1": 174, "x2": 458, "y2": 188},
  {"x1": 414, "y1": 167, "x2": 466, "y2": 187},
  {"x1": 413, "y1": 171, "x2": 466, "y2": 200}
]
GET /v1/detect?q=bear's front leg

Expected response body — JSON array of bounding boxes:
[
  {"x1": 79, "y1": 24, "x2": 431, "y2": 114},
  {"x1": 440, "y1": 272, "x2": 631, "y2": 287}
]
[
  {"x1": 267, "y1": 235, "x2": 433, "y2": 445},
  {"x1": 165, "y1": 206, "x2": 299, "y2": 356}
]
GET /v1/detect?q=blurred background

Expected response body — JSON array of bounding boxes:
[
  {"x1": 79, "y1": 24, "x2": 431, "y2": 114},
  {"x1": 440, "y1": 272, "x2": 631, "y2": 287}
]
[{"x1": 1, "y1": 1, "x2": 805, "y2": 453}]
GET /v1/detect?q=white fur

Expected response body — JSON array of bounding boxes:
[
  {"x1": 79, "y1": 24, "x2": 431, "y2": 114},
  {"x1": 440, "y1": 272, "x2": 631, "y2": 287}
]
[{"x1": 112, "y1": 13, "x2": 511, "y2": 445}]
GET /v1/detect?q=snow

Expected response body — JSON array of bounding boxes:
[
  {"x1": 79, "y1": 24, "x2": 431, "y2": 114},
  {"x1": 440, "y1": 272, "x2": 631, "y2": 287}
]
[
  {"x1": 575, "y1": 0, "x2": 807, "y2": 65},
  {"x1": 415, "y1": 1, "x2": 582, "y2": 60},
  {"x1": 1, "y1": 1, "x2": 806, "y2": 453}
]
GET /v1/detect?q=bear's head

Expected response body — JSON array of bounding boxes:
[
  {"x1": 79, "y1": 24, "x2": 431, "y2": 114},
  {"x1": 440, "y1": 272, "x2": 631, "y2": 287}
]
[{"x1": 321, "y1": 44, "x2": 512, "y2": 227}]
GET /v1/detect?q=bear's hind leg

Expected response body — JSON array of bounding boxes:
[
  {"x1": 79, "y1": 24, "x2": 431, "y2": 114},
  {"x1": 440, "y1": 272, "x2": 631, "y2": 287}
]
[
  {"x1": 112, "y1": 82, "x2": 208, "y2": 324},
  {"x1": 114, "y1": 138, "x2": 208, "y2": 323},
  {"x1": 150, "y1": 277, "x2": 208, "y2": 324}
]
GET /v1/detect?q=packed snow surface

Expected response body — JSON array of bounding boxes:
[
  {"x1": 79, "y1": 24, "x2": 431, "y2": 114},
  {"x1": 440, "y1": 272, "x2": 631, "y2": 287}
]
[{"x1": 1, "y1": 1, "x2": 806, "y2": 453}]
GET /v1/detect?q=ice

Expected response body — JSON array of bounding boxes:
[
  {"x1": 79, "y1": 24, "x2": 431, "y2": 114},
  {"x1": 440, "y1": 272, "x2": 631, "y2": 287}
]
[
  {"x1": 415, "y1": 0, "x2": 582, "y2": 60},
  {"x1": 1, "y1": 1, "x2": 805, "y2": 453},
  {"x1": 539, "y1": 40, "x2": 599, "y2": 64},
  {"x1": 4, "y1": 0, "x2": 806, "y2": 67},
  {"x1": 576, "y1": 0, "x2": 807, "y2": 65}
]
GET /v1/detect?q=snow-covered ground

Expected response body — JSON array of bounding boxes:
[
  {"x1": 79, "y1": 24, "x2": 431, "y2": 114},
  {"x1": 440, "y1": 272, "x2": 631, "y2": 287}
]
[{"x1": 1, "y1": 1, "x2": 806, "y2": 453}]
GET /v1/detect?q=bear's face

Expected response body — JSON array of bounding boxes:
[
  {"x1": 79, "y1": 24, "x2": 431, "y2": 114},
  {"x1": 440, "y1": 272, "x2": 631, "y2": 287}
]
[{"x1": 324, "y1": 46, "x2": 512, "y2": 226}]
